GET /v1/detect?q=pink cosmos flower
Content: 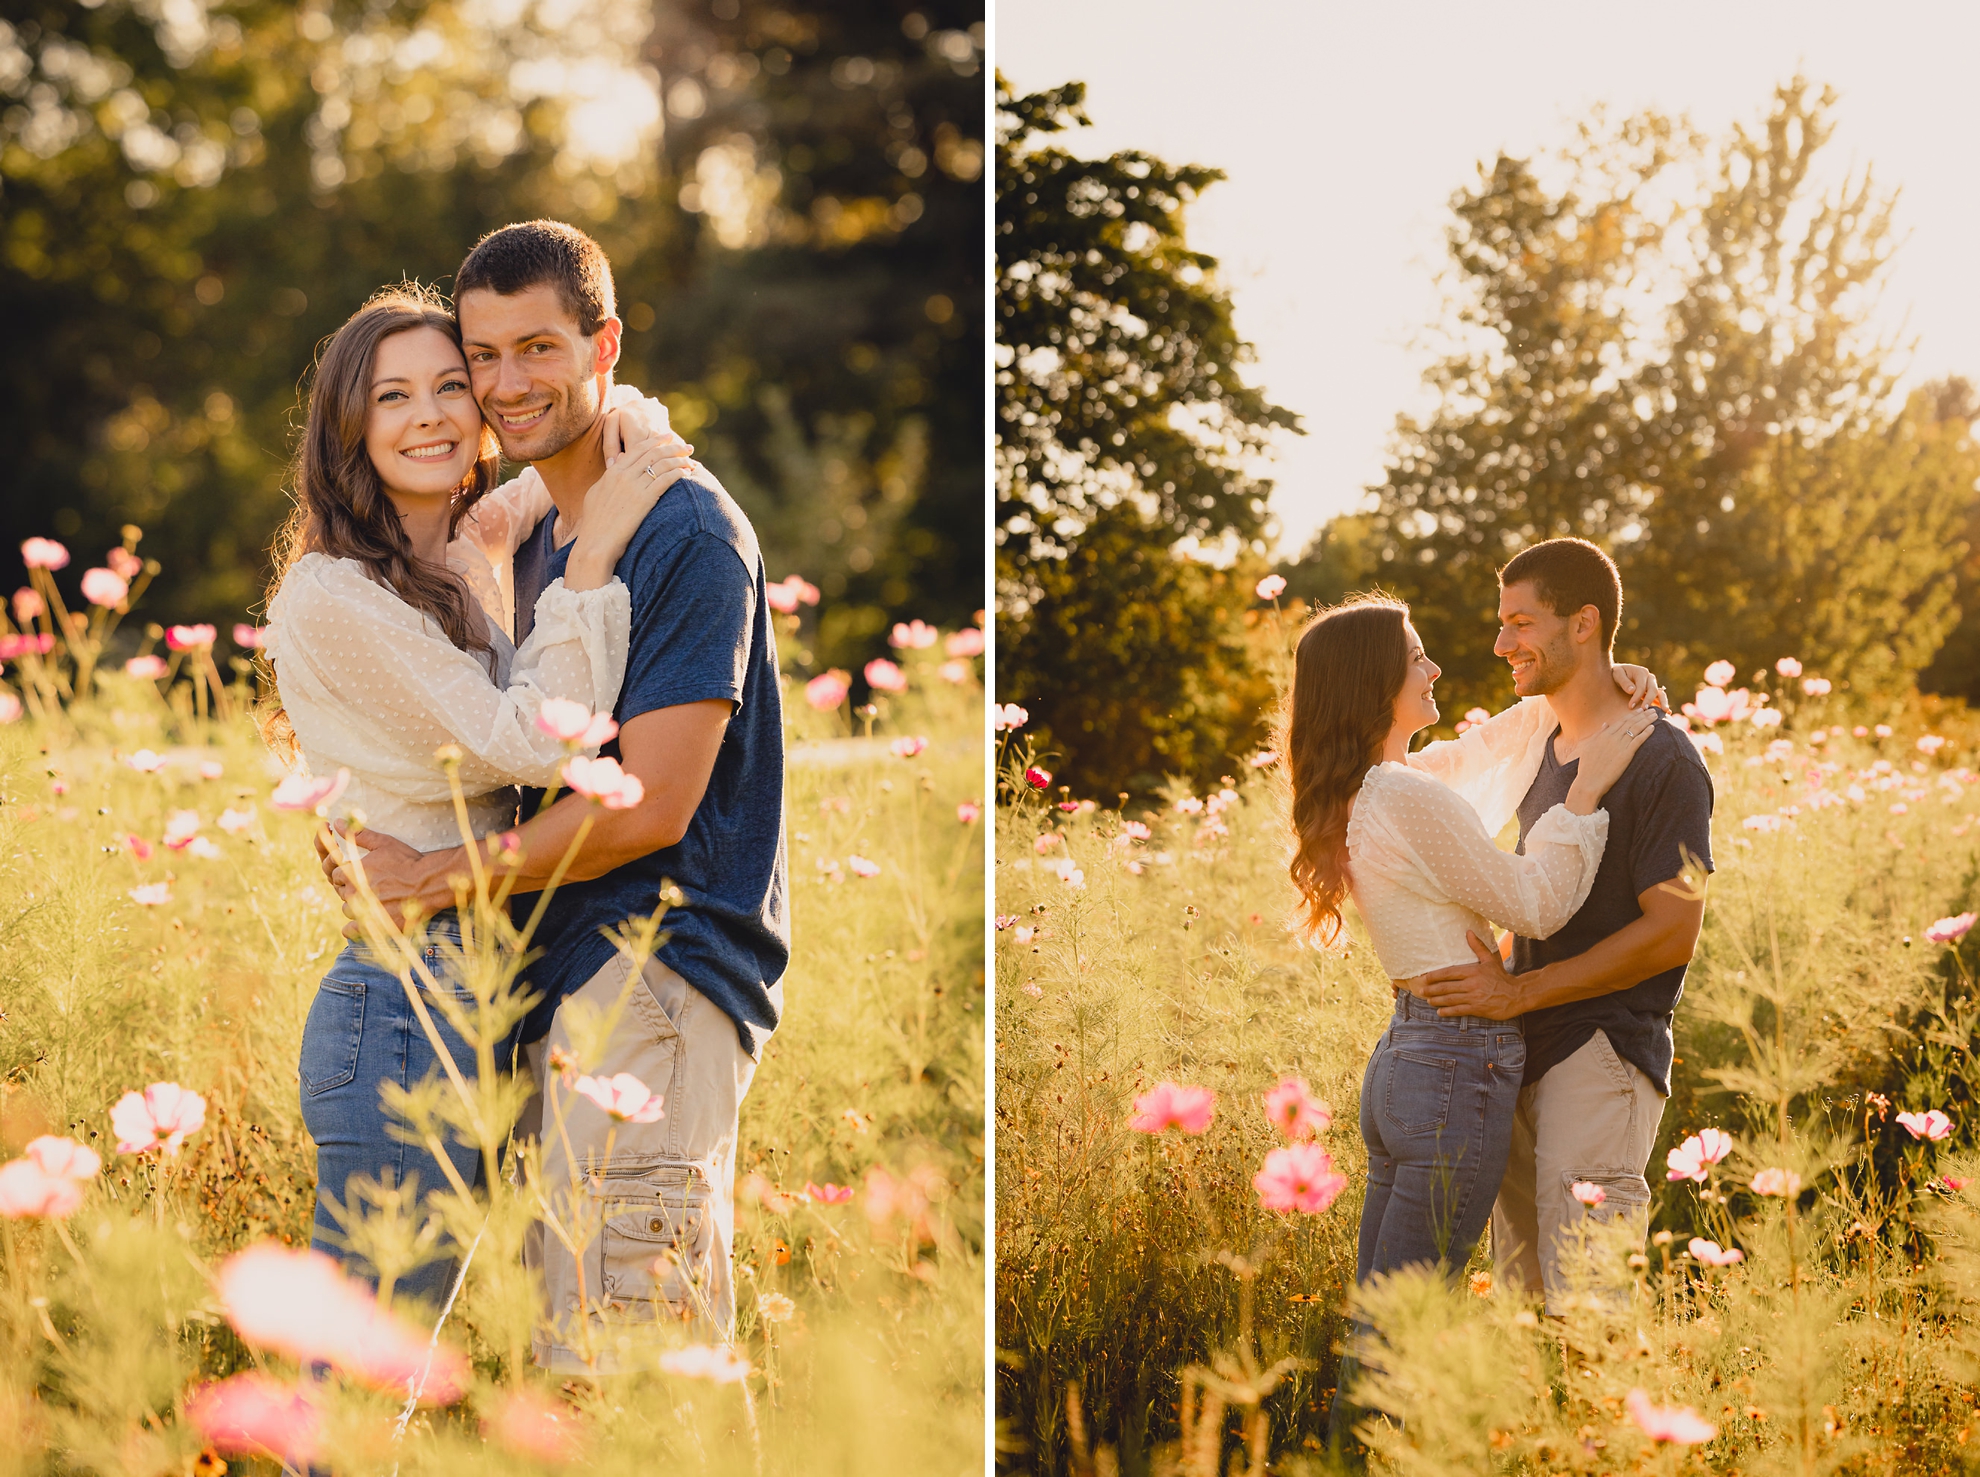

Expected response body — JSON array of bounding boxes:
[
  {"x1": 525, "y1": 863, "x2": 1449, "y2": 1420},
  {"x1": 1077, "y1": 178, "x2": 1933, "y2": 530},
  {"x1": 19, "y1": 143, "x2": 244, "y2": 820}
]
[
  {"x1": 1626, "y1": 1389, "x2": 1717, "y2": 1445},
  {"x1": 271, "y1": 768, "x2": 349, "y2": 813},
  {"x1": 125, "y1": 833, "x2": 155, "y2": 861},
  {"x1": 127, "y1": 748, "x2": 166, "y2": 773},
  {"x1": 994, "y1": 703, "x2": 1029, "y2": 732},
  {"x1": 21, "y1": 538, "x2": 70, "y2": 570},
  {"x1": 805, "y1": 1181, "x2": 854, "y2": 1205},
  {"x1": 1666, "y1": 1129, "x2": 1733, "y2": 1182},
  {"x1": 233, "y1": 623, "x2": 267, "y2": 649},
  {"x1": 129, "y1": 883, "x2": 171, "y2": 906},
  {"x1": 112, "y1": 1082, "x2": 206, "y2": 1154},
  {"x1": 1262, "y1": 1076, "x2": 1333, "y2": 1141},
  {"x1": 536, "y1": 696, "x2": 619, "y2": 747},
  {"x1": 889, "y1": 620, "x2": 938, "y2": 649},
  {"x1": 1775, "y1": 656, "x2": 1802, "y2": 678},
  {"x1": 217, "y1": 1243, "x2": 468, "y2": 1402},
  {"x1": 1802, "y1": 677, "x2": 1831, "y2": 696},
  {"x1": 124, "y1": 655, "x2": 168, "y2": 680},
  {"x1": 1250, "y1": 750, "x2": 1279, "y2": 768},
  {"x1": 26, "y1": 1136, "x2": 101, "y2": 1183},
  {"x1": 1751, "y1": 708, "x2": 1784, "y2": 729},
  {"x1": 938, "y1": 658, "x2": 970, "y2": 683},
  {"x1": 185, "y1": 1375, "x2": 323, "y2": 1466},
  {"x1": 946, "y1": 627, "x2": 984, "y2": 658},
  {"x1": 1925, "y1": 912, "x2": 1976, "y2": 945},
  {"x1": 1751, "y1": 1168, "x2": 1801, "y2": 1197},
  {"x1": 864, "y1": 658, "x2": 908, "y2": 693},
  {"x1": 1253, "y1": 1142, "x2": 1347, "y2": 1213},
  {"x1": 572, "y1": 1072, "x2": 666, "y2": 1123},
  {"x1": 1689, "y1": 686, "x2": 1754, "y2": 725},
  {"x1": 765, "y1": 575, "x2": 821, "y2": 613},
  {"x1": 1943, "y1": 1176, "x2": 1972, "y2": 1192},
  {"x1": 1897, "y1": 1109, "x2": 1954, "y2": 1141},
  {"x1": 166, "y1": 623, "x2": 216, "y2": 650},
  {"x1": 958, "y1": 800, "x2": 982, "y2": 824},
  {"x1": 12, "y1": 587, "x2": 43, "y2": 622},
  {"x1": 104, "y1": 548, "x2": 140, "y2": 580},
  {"x1": 1255, "y1": 573, "x2": 1287, "y2": 601},
  {"x1": 1128, "y1": 1082, "x2": 1216, "y2": 1135},
  {"x1": 995, "y1": 915, "x2": 1018, "y2": 930},
  {"x1": 1876, "y1": 724, "x2": 1894, "y2": 738},
  {"x1": 805, "y1": 669, "x2": 851, "y2": 711},
  {"x1": 889, "y1": 735, "x2": 929, "y2": 759},
  {"x1": 848, "y1": 855, "x2": 881, "y2": 878},
  {"x1": 1688, "y1": 1237, "x2": 1743, "y2": 1266},
  {"x1": 79, "y1": 568, "x2": 128, "y2": 607},
  {"x1": 1570, "y1": 1181, "x2": 1607, "y2": 1207},
  {"x1": 0, "y1": 694, "x2": 17, "y2": 725},
  {"x1": 1024, "y1": 766, "x2": 1052, "y2": 789},
  {"x1": 657, "y1": 1343, "x2": 751, "y2": 1383},
  {"x1": 560, "y1": 755, "x2": 645, "y2": 809},
  {"x1": 1703, "y1": 660, "x2": 1736, "y2": 688},
  {"x1": 199, "y1": 759, "x2": 223, "y2": 780},
  {"x1": 218, "y1": 807, "x2": 255, "y2": 834},
  {"x1": 489, "y1": 1388, "x2": 584, "y2": 1463},
  {"x1": 187, "y1": 837, "x2": 222, "y2": 859},
  {"x1": 162, "y1": 810, "x2": 202, "y2": 849},
  {"x1": 0, "y1": 1157, "x2": 85, "y2": 1218},
  {"x1": 1918, "y1": 734, "x2": 1948, "y2": 756}
]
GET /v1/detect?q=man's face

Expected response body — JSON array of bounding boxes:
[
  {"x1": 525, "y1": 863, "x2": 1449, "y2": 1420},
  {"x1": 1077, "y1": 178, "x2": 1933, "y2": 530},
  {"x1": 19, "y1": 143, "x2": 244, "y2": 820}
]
[
  {"x1": 1494, "y1": 581, "x2": 1582, "y2": 696},
  {"x1": 457, "y1": 283, "x2": 619, "y2": 463}
]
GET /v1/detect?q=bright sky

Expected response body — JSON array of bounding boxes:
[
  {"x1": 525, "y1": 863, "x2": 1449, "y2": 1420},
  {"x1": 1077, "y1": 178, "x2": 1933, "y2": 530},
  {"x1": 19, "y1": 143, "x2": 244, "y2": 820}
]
[{"x1": 998, "y1": 1, "x2": 1980, "y2": 557}]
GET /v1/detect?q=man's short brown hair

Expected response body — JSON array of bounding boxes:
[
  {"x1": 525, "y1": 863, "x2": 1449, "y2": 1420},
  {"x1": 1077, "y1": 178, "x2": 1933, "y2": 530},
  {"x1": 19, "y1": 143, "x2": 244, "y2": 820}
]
[
  {"x1": 1500, "y1": 538, "x2": 1623, "y2": 651},
  {"x1": 454, "y1": 219, "x2": 616, "y2": 336}
]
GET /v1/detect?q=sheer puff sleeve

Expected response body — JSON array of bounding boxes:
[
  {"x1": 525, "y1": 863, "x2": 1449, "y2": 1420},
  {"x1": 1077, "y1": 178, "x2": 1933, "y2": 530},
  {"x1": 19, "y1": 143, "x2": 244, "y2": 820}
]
[
  {"x1": 1350, "y1": 763, "x2": 1607, "y2": 940},
  {"x1": 1406, "y1": 696, "x2": 1558, "y2": 837},
  {"x1": 265, "y1": 554, "x2": 629, "y2": 803}
]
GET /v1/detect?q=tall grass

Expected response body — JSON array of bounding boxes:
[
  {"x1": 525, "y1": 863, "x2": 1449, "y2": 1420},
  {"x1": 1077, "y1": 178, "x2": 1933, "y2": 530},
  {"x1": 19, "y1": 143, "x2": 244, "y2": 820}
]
[
  {"x1": 995, "y1": 681, "x2": 1980, "y2": 1475},
  {"x1": 0, "y1": 627, "x2": 984, "y2": 1473}
]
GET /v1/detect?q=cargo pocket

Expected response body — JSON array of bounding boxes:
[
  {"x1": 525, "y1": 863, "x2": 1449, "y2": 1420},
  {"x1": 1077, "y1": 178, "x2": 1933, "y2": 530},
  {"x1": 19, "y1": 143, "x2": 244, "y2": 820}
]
[
  {"x1": 300, "y1": 977, "x2": 365, "y2": 1096},
  {"x1": 1382, "y1": 1050, "x2": 1457, "y2": 1136},
  {"x1": 1561, "y1": 1169, "x2": 1650, "y2": 1225},
  {"x1": 596, "y1": 1165, "x2": 714, "y2": 1319}
]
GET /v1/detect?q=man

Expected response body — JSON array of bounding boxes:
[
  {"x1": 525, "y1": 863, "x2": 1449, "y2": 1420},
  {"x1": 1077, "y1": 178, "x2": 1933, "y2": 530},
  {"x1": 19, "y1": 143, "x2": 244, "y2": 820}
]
[
  {"x1": 328, "y1": 220, "x2": 789, "y2": 1368},
  {"x1": 1419, "y1": 537, "x2": 1711, "y2": 1311}
]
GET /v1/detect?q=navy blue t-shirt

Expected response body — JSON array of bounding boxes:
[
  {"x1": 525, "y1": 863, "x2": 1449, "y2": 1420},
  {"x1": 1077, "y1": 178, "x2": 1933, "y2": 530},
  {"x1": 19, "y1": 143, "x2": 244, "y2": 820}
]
[
  {"x1": 510, "y1": 478, "x2": 789, "y2": 1056},
  {"x1": 1512, "y1": 720, "x2": 1714, "y2": 1095}
]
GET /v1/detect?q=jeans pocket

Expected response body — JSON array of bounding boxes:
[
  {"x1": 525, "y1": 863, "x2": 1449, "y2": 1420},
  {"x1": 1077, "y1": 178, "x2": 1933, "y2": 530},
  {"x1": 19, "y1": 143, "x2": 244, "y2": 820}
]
[
  {"x1": 1382, "y1": 1049, "x2": 1457, "y2": 1136},
  {"x1": 300, "y1": 978, "x2": 365, "y2": 1096},
  {"x1": 596, "y1": 1166, "x2": 714, "y2": 1317}
]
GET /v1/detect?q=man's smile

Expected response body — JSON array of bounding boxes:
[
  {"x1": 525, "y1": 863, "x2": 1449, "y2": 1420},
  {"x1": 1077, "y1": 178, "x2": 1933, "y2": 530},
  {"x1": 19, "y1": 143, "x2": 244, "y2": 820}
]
[{"x1": 494, "y1": 403, "x2": 552, "y2": 431}]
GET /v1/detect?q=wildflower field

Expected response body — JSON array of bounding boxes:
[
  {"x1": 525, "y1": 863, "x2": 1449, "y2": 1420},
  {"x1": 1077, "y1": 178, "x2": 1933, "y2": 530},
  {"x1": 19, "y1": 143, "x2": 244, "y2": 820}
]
[
  {"x1": 0, "y1": 540, "x2": 986, "y2": 1475},
  {"x1": 995, "y1": 668, "x2": 1980, "y2": 1476}
]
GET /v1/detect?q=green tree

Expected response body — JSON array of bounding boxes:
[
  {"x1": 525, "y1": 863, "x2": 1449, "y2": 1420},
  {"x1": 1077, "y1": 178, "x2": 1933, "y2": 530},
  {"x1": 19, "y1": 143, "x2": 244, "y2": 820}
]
[
  {"x1": 1274, "y1": 511, "x2": 1378, "y2": 611},
  {"x1": 996, "y1": 77, "x2": 1297, "y2": 794}
]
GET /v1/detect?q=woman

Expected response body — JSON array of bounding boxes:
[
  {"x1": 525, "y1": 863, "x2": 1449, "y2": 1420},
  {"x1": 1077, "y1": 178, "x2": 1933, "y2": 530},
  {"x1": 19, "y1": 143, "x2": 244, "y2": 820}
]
[
  {"x1": 263, "y1": 284, "x2": 689, "y2": 1306},
  {"x1": 1284, "y1": 596, "x2": 1660, "y2": 1444}
]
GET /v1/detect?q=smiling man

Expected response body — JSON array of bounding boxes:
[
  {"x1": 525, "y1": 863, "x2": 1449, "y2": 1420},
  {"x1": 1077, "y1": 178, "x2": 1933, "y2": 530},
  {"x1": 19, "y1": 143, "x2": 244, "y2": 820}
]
[
  {"x1": 1418, "y1": 537, "x2": 1712, "y2": 1313},
  {"x1": 333, "y1": 220, "x2": 789, "y2": 1367}
]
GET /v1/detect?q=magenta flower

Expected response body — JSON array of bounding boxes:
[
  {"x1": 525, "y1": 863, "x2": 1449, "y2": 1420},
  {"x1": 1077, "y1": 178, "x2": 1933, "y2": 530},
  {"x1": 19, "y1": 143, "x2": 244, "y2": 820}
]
[
  {"x1": 0, "y1": 694, "x2": 17, "y2": 725},
  {"x1": 1128, "y1": 1081, "x2": 1216, "y2": 1135},
  {"x1": 864, "y1": 657, "x2": 908, "y2": 693},
  {"x1": 1255, "y1": 573, "x2": 1287, "y2": 601},
  {"x1": 125, "y1": 833, "x2": 155, "y2": 861},
  {"x1": 233, "y1": 623, "x2": 267, "y2": 649},
  {"x1": 1253, "y1": 1143, "x2": 1347, "y2": 1214},
  {"x1": 1897, "y1": 1109, "x2": 1954, "y2": 1141},
  {"x1": 946, "y1": 627, "x2": 984, "y2": 658},
  {"x1": 1944, "y1": 1176, "x2": 1972, "y2": 1192},
  {"x1": 124, "y1": 655, "x2": 169, "y2": 680},
  {"x1": 488, "y1": 1388, "x2": 584, "y2": 1463},
  {"x1": 560, "y1": 755, "x2": 645, "y2": 809},
  {"x1": 957, "y1": 801, "x2": 982, "y2": 824},
  {"x1": 1626, "y1": 1389, "x2": 1717, "y2": 1445},
  {"x1": 20, "y1": 538, "x2": 70, "y2": 570},
  {"x1": 79, "y1": 568, "x2": 128, "y2": 607},
  {"x1": 166, "y1": 623, "x2": 217, "y2": 650},
  {"x1": 1925, "y1": 912, "x2": 1976, "y2": 945},
  {"x1": 889, "y1": 735, "x2": 929, "y2": 759},
  {"x1": 805, "y1": 669, "x2": 851, "y2": 711},
  {"x1": 271, "y1": 768, "x2": 349, "y2": 814},
  {"x1": 572, "y1": 1072, "x2": 666, "y2": 1123},
  {"x1": 658, "y1": 1343, "x2": 751, "y2": 1383},
  {"x1": 1570, "y1": 1181, "x2": 1607, "y2": 1207},
  {"x1": 889, "y1": 619, "x2": 938, "y2": 649},
  {"x1": 111, "y1": 1081, "x2": 207, "y2": 1155},
  {"x1": 185, "y1": 1375, "x2": 323, "y2": 1466},
  {"x1": 1750, "y1": 1168, "x2": 1801, "y2": 1197},
  {"x1": 805, "y1": 1181, "x2": 854, "y2": 1205},
  {"x1": 1024, "y1": 766, "x2": 1052, "y2": 789},
  {"x1": 0, "y1": 1158, "x2": 85, "y2": 1219},
  {"x1": 1262, "y1": 1076, "x2": 1333, "y2": 1141}
]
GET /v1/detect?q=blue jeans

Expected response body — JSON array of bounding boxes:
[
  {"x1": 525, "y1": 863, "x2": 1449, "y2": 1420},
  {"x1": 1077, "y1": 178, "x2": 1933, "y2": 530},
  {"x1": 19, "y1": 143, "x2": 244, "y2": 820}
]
[
  {"x1": 1329, "y1": 992, "x2": 1525, "y2": 1451},
  {"x1": 298, "y1": 914, "x2": 512, "y2": 1309}
]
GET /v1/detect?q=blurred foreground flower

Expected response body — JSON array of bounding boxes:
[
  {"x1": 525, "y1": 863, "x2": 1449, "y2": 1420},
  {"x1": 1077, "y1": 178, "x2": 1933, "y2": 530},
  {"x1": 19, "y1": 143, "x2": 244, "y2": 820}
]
[
  {"x1": 1570, "y1": 1181, "x2": 1607, "y2": 1207},
  {"x1": 127, "y1": 749, "x2": 166, "y2": 773},
  {"x1": 1262, "y1": 1076, "x2": 1332, "y2": 1141},
  {"x1": 0, "y1": 694, "x2": 18, "y2": 724},
  {"x1": 167, "y1": 624, "x2": 216, "y2": 650},
  {"x1": 888, "y1": 735, "x2": 928, "y2": 759},
  {"x1": 124, "y1": 655, "x2": 169, "y2": 680},
  {"x1": 1255, "y1": 573, "x2": 1286, "y2": 601},
  {"x1": 1897, "y1": 1109, "x2": 1953, "y2": 1141},
  {"x1": 994, "y1": 703, "x2": 1028, "y2": 732},
  {"x1": 1703, "y1": 660, "x2": 1735, "y2": 687},
  {"x1": 112, "y1": 1082, "x2": 206, "y2": 1154},
  {"x1": 185, "y1": 1374, "x2": 322, "y2": 1466},
  {"x1": 864, "y1": 658, "x2": 908, "y2": 693},
  {"x1": 1128, "y1": 1082, "x2": 1215, "y2": 1135},
  {"x1": 765, "y1": 575, "x2": 820, "y2": 613},
  {"x1": 946, "y1": 627, "x2": 984, "y2": 658},
  {"x1": 657, "y1": 1343, "x2": 751, "y2": 1383},
  {"x1": 571, "y1": 1072, "x2": 665, "y2": 1123},
  {"x1": 1253, "y1": 1143, "x2": 1346, "y2": 1214},
  {"x1": 129, "y1": 883, "x2": 171, "y2": 907},
  {"x1": 1802, "y1": 676, "x2": 1831, "y2": 696},
  {"x1": 536, "y1": 696, "x2": 617, "y2": 747},
  {"x1": 805, "y1": 1181, "x2": 854, "y2": 1205},
  {"x1": 26, "y1": 1136, "x2": 101, "y2": 1183},
  {"x1": 561, "y1": 756, "x2": 645, "y2": 809},
  {"x1": 958, "y1": 800, "x2": 981, "y2": 824},
  {"x1": 272, "y1": 769, "x2": 349, "y2": 814},
  {"x1": 1751, "y1": 1168, "x2": 1801, "y2": 1197},
  {"x1": 233, "y1": 623, "x2": 267, "y2": 649},
  {"x1": 20, "y1": 537, "x2": 69, "y2": 570},
  {"x1": 0, "y1": 1156, "x2": 87, "y2": 1219},
  {"x1": 889, "y1": 620, "x2": 937, "y2": 649},
  {"x1": 804, "y1": 670, "x2": 851, "y2": 711},
  {"x1": 1626, "y1": 1388, "x2": 1716, "y2": 1445},
  {"x1": 1775, "y1": 656, "x2": 1802, "y2": 677},
  {"x1": 847, "y1": 855, "x2": 881, "y2": 878},
  {"x1": 1925, "y1": 912, "x2": 1976, "y2": 945},
  {"x1": 489, "y1": 1388, "x2": 583, "y2": 1464}
]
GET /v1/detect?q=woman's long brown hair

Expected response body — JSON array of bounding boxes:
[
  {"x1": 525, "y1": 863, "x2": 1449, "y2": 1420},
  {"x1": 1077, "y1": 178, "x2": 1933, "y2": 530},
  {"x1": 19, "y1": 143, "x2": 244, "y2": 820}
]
[
  {"x1": 1284, "y1": 594, "x2": 1411, "y2": 945},
  {"x1": 260, "y1": 285, "x2": 501, "y2": 752}
]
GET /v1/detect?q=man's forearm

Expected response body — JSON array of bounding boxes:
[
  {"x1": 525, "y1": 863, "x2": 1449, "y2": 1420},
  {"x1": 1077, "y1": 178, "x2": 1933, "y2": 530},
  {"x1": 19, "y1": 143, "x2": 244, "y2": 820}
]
[
  {"x1": 402, "y1": 793, "x2": 662, "y2": 906},
  {"x1": 1516, "y1": 907, "x2": 1700, "y2": 1012}
]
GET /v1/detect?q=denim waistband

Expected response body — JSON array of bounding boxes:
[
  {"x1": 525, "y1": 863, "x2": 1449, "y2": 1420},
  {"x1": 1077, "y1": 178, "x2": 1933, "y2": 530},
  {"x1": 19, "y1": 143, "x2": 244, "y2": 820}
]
[{"x1": 1391, "y1": 990, "x2": 1517, "y2": 1032}]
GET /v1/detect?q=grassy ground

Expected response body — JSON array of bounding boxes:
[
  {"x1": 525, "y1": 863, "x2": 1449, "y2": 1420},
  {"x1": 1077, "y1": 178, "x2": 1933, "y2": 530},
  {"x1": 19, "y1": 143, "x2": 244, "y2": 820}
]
[
  {"x1": 995, "y1": 683, "x2": 1980, "y2": 1475},
  {"x1": 0, "y1": 641, "x2": 984, "y2": 1475}
]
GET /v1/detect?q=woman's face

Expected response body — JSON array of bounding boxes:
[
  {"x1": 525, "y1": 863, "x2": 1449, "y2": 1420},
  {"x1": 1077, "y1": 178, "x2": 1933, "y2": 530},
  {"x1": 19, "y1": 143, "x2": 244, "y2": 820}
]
[
  {"x1": 363, "y1": 325, "x2": 482, "y2": 499},
  {"x1": 1393, "y1": 617, "x2": 1442, "y2": 735}
]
